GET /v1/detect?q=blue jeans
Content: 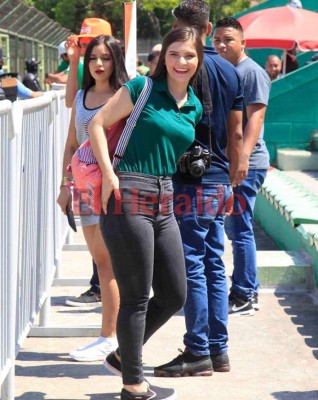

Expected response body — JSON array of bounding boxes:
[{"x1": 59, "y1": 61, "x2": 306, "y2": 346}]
[
  {"x1": 224, "y1": 169, "x2": 267, "y2": 301},
  {"x1": 100, "y1": 172, "x2": 186, "y2": 385},
  {"x1": 173, "y1": 182, "x2": 232, "y2": 356}
]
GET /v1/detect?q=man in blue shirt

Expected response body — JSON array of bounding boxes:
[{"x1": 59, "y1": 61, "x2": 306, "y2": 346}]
[
  {"x1": 213, "y1": 17, "x2": 271, "y2": 316},
  {"x1": 0, "y1": 48, "x2": 43, "y2": 100},
  {"x1": 154, "y1": 0, "x2": 245, "y2": 377}
]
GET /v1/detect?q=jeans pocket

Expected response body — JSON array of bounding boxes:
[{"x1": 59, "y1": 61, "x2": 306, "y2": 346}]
[{"x1": 196, "y1": 186, "x2": 228, "y2": 224}]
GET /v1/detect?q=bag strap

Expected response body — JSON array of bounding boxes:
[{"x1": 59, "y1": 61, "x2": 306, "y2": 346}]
[
  {"x1": 192, "y1": 63, "x2": 213, "y2": 153},
  {"x1": 112, "y1": 76, "x2": 153, "y2": 169}
]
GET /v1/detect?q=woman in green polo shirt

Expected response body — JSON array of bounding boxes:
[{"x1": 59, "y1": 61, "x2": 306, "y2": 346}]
[{"x1": 88, "y1": 27, "x2": 203, "y2": 400}]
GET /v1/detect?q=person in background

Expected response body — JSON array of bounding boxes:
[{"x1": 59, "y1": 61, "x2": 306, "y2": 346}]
[
  {"x1": 45, "y1": 40, "x2": 83, "y2": 89},
  {"x1": 153, "y1": 0, "x2": 244, "y2": 379},
  {"x1": 23, "y1": 58, "x2": 42, "y2": 91},
  {"x1": 147, "y1": 50, "x2": 161, "y2": 76},
  {"x1": 16, "y1": 80, "x2": 43, "y2": 99},
  {"x1": 0, "y1": 48, "x2": 43, "y2": 100},
  {"x1": 284, "y1": 45, "x2": 299, "y2": 74},
  {"x1": 213, "y1": 17, "x2": 271, "y2": 316},
  {"x1": 288, "y1": 0, "x2": 303, "y2": 8},
  {"x1": 57, "y1": 35, "x2": 129, "y2": 362},
  {"x1": 57, "y1": 41, "x2": 69, "y2": 72},
  {"x1": 65, "y1": 18, "x2": 112, "y2": 107},
  {"x1": 89, "y1": 26, "x2": 203, "y2": 400},
  {"x1": 142, "y1": 44, "x2": 162, "y2": 77},
  {"x1": 44, "y1": 41, "x2": 70, "y2": 86},
  {"x1": 46, "y1": 40, "x2": 101, "y2": 310},
  {"x1": 136, "y1": 58, "x2": 149, "y2": 76},
  {"x1": 63, "y1": 18, "x2": 112, "y2": 314},
  {"x1": 265, "y1": 55, "x2": 282, "y2": 81},
  {"x1": 151, "y1": 43, "x2": 162, "y2": 53}
]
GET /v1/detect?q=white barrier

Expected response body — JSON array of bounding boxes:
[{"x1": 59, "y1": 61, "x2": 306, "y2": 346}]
[
  {"x1": 0, "y1": 92, "x2": 70, "y2": 400},
  {"x1": 0, "y1": 100, "x2": 17, "y2": 400}
]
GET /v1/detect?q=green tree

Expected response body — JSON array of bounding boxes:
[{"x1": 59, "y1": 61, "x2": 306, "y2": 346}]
[
  {"x1": 54, "y1": 0, "x2": 88, "y2": 32},
  {"x1": 22, "y1": 0, "x2": 255, "y2": 38},
  {"x1": 89, "y1": 0, "x2": 124, "y2": 37},
  {"x1": 29, "y1": 0, "x2": 59, "y2": 19},
  {"x1": 208, "y1": 0, "x2": 251, "y2": 22},
  {"x1": 138, "y1": 0, "x2": 180, "y2": 37},
  {"x1": 137, "y1": 0, "x2": 253, "y2": 37}
]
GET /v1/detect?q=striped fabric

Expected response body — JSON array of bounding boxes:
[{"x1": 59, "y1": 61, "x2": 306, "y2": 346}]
[
  {"x1": 77, "y1": 112, "x2": 99, "y2": 164},
  {"x1": 77, "y1": 141, "x2": 97, "y2": 164},
  {"x1": 76, "y1": 76, "x2": 152, "y2": 167},
  {"x1": 112, "y1": 76, "x2": 152, "y2": 169}
]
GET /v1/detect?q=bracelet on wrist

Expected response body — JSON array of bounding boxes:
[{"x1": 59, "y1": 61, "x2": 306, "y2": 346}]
[{"x1": 60, "y1": 176, "x2": 70, "y2": 189}]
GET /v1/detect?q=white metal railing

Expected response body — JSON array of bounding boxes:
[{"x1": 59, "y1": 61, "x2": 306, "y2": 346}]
[
  {"x1": 0, "y1": 99, "x2": 16, "y2": 400},
  {"x1": 0, "y1": 91, "x2": 70, "y2": 400}
]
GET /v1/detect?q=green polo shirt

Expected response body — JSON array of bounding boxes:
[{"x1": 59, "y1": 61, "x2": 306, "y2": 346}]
[
  {"x1": 64, "y1": 59, "x2": 84, "y2": 89},
  {"x1": 118, "y1": 76, "x2": 202, "y2": 176},
  {"x1": 57, "y1": 60, "x2": 69, "y2": 72}
]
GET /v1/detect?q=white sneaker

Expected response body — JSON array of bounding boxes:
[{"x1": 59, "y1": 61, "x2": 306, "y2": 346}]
[{"x1": 69, "y1": 336, "x2": 118, "y2": 362}]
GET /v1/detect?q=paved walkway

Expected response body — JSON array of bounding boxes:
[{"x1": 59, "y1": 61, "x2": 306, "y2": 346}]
[{"x1": 14, "y1": 224, "x2": 318, "y2": 400}]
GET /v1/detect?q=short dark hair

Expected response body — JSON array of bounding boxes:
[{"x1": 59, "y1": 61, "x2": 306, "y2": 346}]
[
  {"x1": 151, "y1": 26, "x2": 203, "y2": 85},
  {"x1": 215, "y1": 17, "x2": 243, "y2": 35},
  {"x1": 82, "y1": 35, "x2": 129, "y2": 91},
  {"x1": 147, "y1": 50, "x2": 160, "y2": 63},
  {"x1": 172, "y1": 0, "x2": 210, "y2": 36}
]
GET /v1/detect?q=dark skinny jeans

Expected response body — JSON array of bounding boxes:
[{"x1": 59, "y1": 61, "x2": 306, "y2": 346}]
[{"x1": 100, "y1": 172, "x2": 186, "y2": 385}]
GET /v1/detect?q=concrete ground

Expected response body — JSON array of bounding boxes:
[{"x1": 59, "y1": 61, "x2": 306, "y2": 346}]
[{"x1": 14, "y1": 225, "x2": 318, "y2": 400}]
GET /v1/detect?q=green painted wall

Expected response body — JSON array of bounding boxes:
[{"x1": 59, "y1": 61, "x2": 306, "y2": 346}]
[
  {"x1": 296, "y1": 51, "x2": 316, "y2": 67},
  {"x1": 264, "y1": 61, "x2": 318, "y2": 164}
]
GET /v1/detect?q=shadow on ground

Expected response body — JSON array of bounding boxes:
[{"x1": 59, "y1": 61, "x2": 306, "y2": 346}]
[
  {"x1": 275, "y1": 292, "x2": 318, "y2": 360},
  {"x1": 15, "y1": 392, "x2": 120, "y2": 400},
  {"x1": 272, "y1": 390, "x2": 318, "y2": 400},
  {"x1": 15, "y1": 356, "x2": 155, "y2": 380},
  {"x1": 15, "y1": 361, "x2": 106, "y2": 379}
]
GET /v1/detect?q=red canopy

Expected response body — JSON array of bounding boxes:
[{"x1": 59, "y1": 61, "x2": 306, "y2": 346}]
[{"x1": 238, "y1": 6, "x2": 318, "y2": 51}]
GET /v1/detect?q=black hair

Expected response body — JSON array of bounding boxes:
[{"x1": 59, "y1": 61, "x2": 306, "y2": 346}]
[
  {"x1": 151, "y1": 26, "x2": 203, "y2": 85},
  {"x1": 215, "y1": 17, "x2": 243, "y2": 35},
  {"x1": 172, "y1": 0, "x2": 210, "y2": 36},
  {"x1": 147, "y1": 50, "x2": 160, "y2": 63},
  {"x1": 82, "y1": 35, "x2": 128, "y2": 91}
]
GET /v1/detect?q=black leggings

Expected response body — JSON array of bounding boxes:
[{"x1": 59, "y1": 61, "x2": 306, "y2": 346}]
[{"x1": 100, "y1": 172, "x2": 186, "y2": 385}]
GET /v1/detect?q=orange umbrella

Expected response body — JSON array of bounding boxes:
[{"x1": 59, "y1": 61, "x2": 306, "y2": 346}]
[{"x1": 238, "y1": 6, "x2": 318, "y2": 51}]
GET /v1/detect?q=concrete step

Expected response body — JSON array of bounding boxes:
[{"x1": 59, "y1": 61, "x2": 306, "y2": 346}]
[
  {"x1": 257, "y1": 250, "x2": 313, "y2": 291},
  {"x1": 277, "y1": 148, "x2": 318, "y2": 171}
]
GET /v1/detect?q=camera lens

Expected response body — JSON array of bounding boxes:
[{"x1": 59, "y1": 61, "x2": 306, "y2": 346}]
[{"x1": 189, "y1": 160, "x2": 205, "y2": 177}]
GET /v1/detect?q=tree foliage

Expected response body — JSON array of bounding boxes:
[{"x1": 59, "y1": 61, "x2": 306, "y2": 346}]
[{"x1": 22, "y1": 0, "x2": 254, "y2": 38}]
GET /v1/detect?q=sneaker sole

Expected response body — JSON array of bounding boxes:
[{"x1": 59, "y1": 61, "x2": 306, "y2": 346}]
[
  {"x1": 213, "y1": 365, "x2": 231, "y2": 372},
  {"x1": 154, "y1": 369, "x2": 213, "y2": 378},
  {"x1": 69, "y1": 354, "x2": 106, "y2": 362},
  {"x1": 229, "y1": 308, "x2": 255, "y2": 317},
  {"x1": 104, "y1": 358, "x2": 122, "y2": 377},
  {"x1": 65, "y1": 300, "x2": 102, "y2": 307}
]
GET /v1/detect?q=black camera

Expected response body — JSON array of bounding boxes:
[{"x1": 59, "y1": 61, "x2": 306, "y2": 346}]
[{"x1": 179, "y1": 145, "x2": 211, "y2": 178}]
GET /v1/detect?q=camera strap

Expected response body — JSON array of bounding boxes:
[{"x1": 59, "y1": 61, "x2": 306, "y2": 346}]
[{"x1": 192, "y1": 63, "x2": 213, "y2": 153}]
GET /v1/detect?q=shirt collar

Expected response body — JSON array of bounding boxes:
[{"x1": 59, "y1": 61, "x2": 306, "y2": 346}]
[
  {"x1": 153, "y1": 77, "x2": 197, "y2": 108},
  {"x1": 203, "y1": 45, "x2": 218, "y2": 55}
]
